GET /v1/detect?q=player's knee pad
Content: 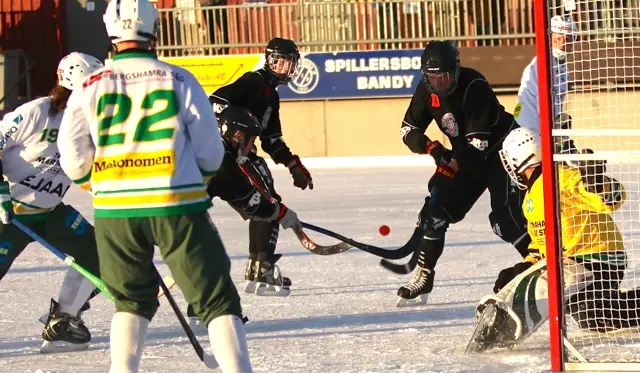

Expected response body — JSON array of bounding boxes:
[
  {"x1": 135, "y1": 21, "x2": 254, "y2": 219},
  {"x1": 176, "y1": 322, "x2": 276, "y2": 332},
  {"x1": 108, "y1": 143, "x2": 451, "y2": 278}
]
[
  {"x1": 418, "y1": 193, "x2": 454, "y2": 239},
  {"x1": 478, "y1": 260, "x2": 549, "y2": 341},
  {"x1": 489, "y1": 207, "x2": 528, "y2": 247},
  {"x1": 483, "y1": 258, "x2": 594, "y2": 340},
  {"x1": 423, "y1": 204, "x2": 451, "y2": 240},
  {"x1": 424, "y1": 216, "x2": 449, "y2": 240}
]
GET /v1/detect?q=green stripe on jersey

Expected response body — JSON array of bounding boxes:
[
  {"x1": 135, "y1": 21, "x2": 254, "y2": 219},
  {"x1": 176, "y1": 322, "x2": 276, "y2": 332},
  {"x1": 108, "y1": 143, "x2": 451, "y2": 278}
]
[
  {"x1": 94, "y1": 183, "x2": 205, "y2": 195},
  {"x1": 94, "y1": 200, "x2": 212, "y2": 218}
]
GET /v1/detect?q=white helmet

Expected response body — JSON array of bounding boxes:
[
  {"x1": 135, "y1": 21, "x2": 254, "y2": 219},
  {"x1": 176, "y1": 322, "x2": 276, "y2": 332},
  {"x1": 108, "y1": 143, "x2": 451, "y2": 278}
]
[
  {"x1": 56, "y1": 52, "x2": 104, "y2": 90},
  {"x1": 551, "y1": 15, "x2": 577, "y2": 60},
  {"x1": 499, "y1": 127, "x2": 542, "y2": 190},
  {"x1": 103, "y1": 0, "x2": 158, "y2": 45}
]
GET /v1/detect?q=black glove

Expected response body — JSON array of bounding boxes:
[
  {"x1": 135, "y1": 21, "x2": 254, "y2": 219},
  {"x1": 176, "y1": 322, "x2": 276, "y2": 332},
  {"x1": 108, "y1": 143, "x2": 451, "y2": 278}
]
[
  {"x1": 287, "y1": 155, "x2": 314, "y2": 190},
  {"x1": 576, "y1": 149, "x2": 607, "y2": 194},
  {"x1": 425, "y1": 140, "x2": 453, "y2": 165},
  {"x1": 493, "y1": 262, "x2": 533, "y2": 294}
]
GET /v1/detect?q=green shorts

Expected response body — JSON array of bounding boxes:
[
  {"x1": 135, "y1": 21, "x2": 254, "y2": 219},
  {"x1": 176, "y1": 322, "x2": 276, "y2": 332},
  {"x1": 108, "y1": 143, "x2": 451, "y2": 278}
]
[{"x1": 94, "y1": 211, "x2": 242, "y2": 324}]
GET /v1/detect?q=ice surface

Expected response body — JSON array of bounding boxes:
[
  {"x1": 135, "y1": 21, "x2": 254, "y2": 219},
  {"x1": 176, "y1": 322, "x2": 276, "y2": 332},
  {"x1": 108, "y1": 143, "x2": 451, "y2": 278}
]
[{"x1": 0, "y1": 164, "x2": 579, "y2": 372}]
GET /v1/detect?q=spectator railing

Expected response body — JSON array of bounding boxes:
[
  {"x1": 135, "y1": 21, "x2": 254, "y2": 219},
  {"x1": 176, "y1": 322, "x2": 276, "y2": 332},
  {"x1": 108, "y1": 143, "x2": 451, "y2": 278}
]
[{"x1": 156, "y1": 0, "x2": 640, "y2": 57}]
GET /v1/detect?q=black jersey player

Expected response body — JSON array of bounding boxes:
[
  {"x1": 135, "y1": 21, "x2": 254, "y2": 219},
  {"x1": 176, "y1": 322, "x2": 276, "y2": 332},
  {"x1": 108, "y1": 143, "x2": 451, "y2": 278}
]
[
  {"x1": 396, "y1": 40, "x2": 531, "y2": 306},
  {"x1": 209, "y1": 38, "x2": 312, "y2": 296},
  {"x1": 186, "y1": 107, "x2": 302, "y2": 320}
]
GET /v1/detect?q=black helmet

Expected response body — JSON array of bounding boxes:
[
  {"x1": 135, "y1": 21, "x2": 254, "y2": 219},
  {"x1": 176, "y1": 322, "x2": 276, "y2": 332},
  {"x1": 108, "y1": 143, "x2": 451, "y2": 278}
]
[
  {"x1": 421, "y1": 40, "x2": 460, "y2": 96},
  {"x1": 218, "y1": 107, "x2": 262, "y2": 150},
  {"x1": 265, "y1": 37, "x2": 300, "y2": 83}
]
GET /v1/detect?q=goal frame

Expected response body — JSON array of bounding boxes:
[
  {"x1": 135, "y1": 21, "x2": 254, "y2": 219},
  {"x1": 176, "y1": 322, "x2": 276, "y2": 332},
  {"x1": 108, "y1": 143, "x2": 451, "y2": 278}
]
[
  {"x1": 534, "y1": 1, "x2": 640, "y2": 371},
  {"x1": 533, "y1": 0, "x2": 565, "y2": 371}
]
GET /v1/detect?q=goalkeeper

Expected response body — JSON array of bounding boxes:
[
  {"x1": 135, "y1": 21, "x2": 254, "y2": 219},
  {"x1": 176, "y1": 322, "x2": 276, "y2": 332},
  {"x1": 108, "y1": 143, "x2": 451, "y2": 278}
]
[{"x1": 469, "y1": 127, "x2": 640, "y2": 352}]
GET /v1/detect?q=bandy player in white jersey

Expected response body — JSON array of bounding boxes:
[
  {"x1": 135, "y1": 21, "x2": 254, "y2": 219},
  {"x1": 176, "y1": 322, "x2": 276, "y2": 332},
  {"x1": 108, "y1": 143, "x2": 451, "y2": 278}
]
[
  {"x1": 58, "y1": 0, "x2": 252, "y2": 371},
  {"x1": 0, "y1": 52, "x2": 104, "y2": 353},
  {"x1": 513, "y1": 15, "x2": 577, "y2": 137}
]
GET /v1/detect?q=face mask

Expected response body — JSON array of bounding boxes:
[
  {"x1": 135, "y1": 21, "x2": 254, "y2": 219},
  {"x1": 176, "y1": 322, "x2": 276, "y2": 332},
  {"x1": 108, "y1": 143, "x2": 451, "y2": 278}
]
[{"x1": 426, "y1": 72, "x2": 456, "y2": 93}]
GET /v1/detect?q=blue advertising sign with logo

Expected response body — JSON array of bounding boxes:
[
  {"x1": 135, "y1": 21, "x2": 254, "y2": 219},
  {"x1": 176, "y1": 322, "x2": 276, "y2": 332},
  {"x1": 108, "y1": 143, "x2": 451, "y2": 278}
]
[{"x1": 278, "y1": 49, "x2": 424, "y2": 100}]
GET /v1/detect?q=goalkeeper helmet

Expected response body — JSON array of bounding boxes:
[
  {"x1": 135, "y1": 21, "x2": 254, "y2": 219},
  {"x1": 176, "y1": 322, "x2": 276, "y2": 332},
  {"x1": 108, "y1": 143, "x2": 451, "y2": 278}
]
[
  {"x1": 218, "y1": 107, "x2": 262, "y2": 157},
  {"x1": 420, "y1": 40, "x2": 460, "y2": 97},
  {"x1": 56, "y1": 52, "x2": 104, "y2": 91},
  {"x1": 499, "y1": 127, "x2": 542, "y2": 190},
  {"x1": 265, "y1": 38, "x2": 300, "y2": 84},
  {"x1": 103, "y1": 0, "x2": 159, "y2": 45},
  {"x1": 550, "y1": 15, "x2": 577, "y2": 60}
]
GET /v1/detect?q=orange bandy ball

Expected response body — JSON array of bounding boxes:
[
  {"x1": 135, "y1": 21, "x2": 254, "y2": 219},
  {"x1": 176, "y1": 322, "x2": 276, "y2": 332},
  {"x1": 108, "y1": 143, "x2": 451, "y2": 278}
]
[{"x1": 379, "y1": 225, "x2": 390, "y2": 236}]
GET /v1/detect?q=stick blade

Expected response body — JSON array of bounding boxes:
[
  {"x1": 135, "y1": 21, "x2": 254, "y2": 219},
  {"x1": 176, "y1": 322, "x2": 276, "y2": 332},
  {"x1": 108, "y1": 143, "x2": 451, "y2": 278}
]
[
  {"x1": 293, "y1": 227, "x2": 352, "y2": 255},
  {"x1": 379, "y1": 247, "x2": 419, "y2": 274}
]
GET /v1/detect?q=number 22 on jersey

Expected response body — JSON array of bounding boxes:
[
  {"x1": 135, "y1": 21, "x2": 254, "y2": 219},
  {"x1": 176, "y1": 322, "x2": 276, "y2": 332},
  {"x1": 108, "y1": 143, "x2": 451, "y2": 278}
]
[{"x1": 96, "y1": 89, "x2": 178, "y2": 147}]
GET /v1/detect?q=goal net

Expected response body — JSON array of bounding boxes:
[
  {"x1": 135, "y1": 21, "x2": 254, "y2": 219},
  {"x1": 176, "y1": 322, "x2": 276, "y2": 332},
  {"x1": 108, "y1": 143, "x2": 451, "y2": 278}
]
[{"x1": 539, "y1": 0, "x2": 640, "y2": 370}]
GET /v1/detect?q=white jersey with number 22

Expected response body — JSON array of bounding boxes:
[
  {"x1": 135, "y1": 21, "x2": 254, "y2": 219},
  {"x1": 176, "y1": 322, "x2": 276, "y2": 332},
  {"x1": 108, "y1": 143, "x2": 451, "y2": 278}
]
[{"x1": 58, "y1": 51, "x2": 225, "y2": 219}]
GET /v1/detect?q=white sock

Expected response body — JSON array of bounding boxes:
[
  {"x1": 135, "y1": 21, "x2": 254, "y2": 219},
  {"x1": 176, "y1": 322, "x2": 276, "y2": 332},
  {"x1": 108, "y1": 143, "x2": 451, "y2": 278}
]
[
  {"x1": 109, "y1": 312, "x2": 149, "y2": 373},
  {"x1": 57, "y1": 269, "x2": 96, "y2": 315},
  {"x1": 208, "y1": 315, "x2": 253, "y2": 373}
]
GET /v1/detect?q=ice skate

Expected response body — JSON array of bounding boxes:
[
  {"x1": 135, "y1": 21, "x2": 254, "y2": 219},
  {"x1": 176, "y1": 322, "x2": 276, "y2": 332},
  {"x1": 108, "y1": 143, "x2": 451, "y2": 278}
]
[
  {"x1": 40, "y1": 299, "x2": 91, "y2": 353},
  {"x1": 243, "y1": 256, "x2": 257, "y2": 293},
  {"x1": 396, "y1": 264, "x2": 434, "y2": 307},
  {"x1": 39, "y1": 298, "x2": 91, "y2": 325},
  {"x1": 39, "y1": 288, "x2": 99, "y2": 325},
  {"x1": 396, "y1": 246, "x2": 436, "y2": 307},
  {"x1": 254, "y1": 254, "x2": 291, "y2": 296}
]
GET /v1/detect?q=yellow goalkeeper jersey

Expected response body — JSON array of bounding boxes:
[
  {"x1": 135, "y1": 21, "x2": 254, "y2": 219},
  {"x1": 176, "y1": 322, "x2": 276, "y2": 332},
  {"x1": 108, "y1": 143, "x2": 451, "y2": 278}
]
[{"x1": 523, "y1": 164, "x2": 626, "y2": 266}]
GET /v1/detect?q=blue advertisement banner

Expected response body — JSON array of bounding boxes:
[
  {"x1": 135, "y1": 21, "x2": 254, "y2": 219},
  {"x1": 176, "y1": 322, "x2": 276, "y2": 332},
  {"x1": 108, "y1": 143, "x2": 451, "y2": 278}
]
[{"x1": 278, "y1": 49, "x2": 423, "y2": 100}]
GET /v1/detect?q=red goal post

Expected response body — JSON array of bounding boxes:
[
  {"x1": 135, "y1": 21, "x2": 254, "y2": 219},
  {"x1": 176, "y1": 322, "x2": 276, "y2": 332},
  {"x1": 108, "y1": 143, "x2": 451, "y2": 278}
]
[{"x1": 535, "y1": 0, "x2": 640, "y2": 371}]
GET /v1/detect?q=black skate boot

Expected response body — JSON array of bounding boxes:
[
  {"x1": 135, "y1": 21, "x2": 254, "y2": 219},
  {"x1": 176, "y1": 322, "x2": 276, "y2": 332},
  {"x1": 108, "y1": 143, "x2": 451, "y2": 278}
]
[
  {"x1": 254, "y1": 253, "x2": 291, "y2": 296},
  {"x1": 38, "y1": 298, "x2": 91, "y2": 326},
  {"x1": 396, "y1": 251, "x2": 435, "y2": 307},
  {"x1": 244, "y1": 254, "x2": 258, "y2": 294},
  {"x1": 40, "y1": 299, "x2": 91, "y2": 353}
]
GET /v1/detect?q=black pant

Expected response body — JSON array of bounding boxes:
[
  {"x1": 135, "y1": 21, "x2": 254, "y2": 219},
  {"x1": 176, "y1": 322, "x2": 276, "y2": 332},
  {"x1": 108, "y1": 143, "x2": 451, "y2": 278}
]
[
  {"x1": 567, "y1": 260, "x2": 640, "y2": 331},
  {"x1": 418, "y1": 154, "x2": 530, "y2": 270},
  {"x1": 244, "y1": 154, "x2": 280, "y2": 257},
  {"x1": 0, "y1": 203, "x2": 100, "y2": 281}
]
